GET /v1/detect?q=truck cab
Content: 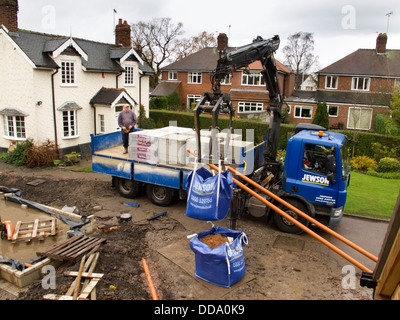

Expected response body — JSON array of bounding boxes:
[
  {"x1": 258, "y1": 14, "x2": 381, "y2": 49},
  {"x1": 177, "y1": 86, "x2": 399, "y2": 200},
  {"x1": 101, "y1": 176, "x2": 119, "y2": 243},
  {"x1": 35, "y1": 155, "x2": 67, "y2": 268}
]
[{"x1": 282, "y1": 126, "x2": 350, "y2": 228}]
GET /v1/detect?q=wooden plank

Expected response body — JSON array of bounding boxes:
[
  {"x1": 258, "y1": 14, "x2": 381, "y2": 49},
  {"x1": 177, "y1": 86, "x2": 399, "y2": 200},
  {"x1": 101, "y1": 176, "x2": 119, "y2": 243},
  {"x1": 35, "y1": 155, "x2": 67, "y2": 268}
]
[
  {"x1": 37, "y1": 236, "x2": 105, "y2": 261},
  {"x1": 61, "y1": 237, "x2": 98, "y2": 257},
  {"x1": 50, "y1": 218, "x2": 56, "y2": 236},
  {"x1": 64, "y1": 271, "x2": 104, "y2": 279},
  {"x1": 79, "y1": 278, "x2": 101, "y2": 299},
  {"x1": 68, "y1": 239, "x2": 106, "y2": 260},
  {"x1": 31, "y1": 219, "x2": 39, "y2": 238},
  {"x1": 73, "y1": 255, "x2": 86, "y2": 300},
  {"x1": 43, "y1": 294, "x2": 74, "y2": 300},
  {"x1": 37, "y1": 235, "x2": 82, "y2": 256},
  {"x1": 47, "y1": 237, "x2": 91, "y2": 258},
  {"x1": 66, "y1": 253, "x2": 97, "y2": 296},
  {"x1": 12, "y1": 221, "x2": 21, "y2": 241}
]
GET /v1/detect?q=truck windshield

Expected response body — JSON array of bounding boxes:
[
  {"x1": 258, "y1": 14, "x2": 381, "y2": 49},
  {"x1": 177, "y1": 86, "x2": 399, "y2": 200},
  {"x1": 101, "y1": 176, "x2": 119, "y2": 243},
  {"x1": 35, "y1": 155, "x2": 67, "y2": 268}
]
[{"x1": 302, "y1": 144, "x2": 336, "y2": 176}]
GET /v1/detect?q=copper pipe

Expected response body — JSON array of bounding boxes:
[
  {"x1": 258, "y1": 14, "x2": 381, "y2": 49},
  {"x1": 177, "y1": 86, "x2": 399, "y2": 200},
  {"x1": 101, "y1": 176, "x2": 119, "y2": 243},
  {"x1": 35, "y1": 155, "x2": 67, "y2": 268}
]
[{"x1": 187, "y1": 149, "x2": 373, "y2": 273}]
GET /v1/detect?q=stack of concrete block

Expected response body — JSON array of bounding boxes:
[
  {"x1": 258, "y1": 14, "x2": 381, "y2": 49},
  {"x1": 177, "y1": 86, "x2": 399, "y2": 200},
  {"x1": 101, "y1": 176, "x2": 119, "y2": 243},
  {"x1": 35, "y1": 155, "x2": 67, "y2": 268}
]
[{"x1": 128, "y1": 126, "x2": 193, "y2": 165}]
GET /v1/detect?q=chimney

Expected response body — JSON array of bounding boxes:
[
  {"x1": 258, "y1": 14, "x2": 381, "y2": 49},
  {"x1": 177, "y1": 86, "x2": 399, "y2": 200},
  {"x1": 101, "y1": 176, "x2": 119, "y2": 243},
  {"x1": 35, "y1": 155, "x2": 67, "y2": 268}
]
[
  {"x1": 376, "y1": 33, "x2": 387, "y2": 54},
  {"x1": 217, "y1": 33, "x2": 228, "y2": 51},
  {"x1": 0, "y1": 0, "x2": 19, "y2": 33},
  {"x1": 115, "y1": 19, "x2": 132, "y2": 47}
]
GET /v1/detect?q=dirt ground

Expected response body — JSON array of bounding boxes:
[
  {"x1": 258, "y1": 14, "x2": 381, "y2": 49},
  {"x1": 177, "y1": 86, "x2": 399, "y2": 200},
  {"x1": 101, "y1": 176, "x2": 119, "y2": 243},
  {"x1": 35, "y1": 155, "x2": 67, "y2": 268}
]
[{"x1": 0, "y1": 159, "x2": 375, "y2": 301}]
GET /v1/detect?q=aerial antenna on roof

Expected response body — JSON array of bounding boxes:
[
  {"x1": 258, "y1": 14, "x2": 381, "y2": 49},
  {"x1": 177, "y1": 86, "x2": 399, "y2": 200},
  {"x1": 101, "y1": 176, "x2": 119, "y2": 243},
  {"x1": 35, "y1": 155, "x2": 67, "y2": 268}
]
[
  {"x1": 113, "y1": 9, "x2": 117, "y2": 35},
  {"x1": 386, "y1": 11, "x2": 393, "y2": 34}
]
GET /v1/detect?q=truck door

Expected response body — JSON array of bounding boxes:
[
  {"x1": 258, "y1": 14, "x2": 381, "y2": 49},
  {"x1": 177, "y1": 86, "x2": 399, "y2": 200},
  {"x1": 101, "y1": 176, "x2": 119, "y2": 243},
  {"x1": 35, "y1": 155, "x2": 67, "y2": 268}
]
[{"x1": 296, "y1": 143, "x2": 339, "y2": 207}]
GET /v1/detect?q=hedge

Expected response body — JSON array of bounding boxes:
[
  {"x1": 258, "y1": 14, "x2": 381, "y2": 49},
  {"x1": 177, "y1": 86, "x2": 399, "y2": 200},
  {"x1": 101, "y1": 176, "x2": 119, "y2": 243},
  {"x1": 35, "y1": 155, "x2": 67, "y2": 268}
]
[{"x1": 149, "y1": 110, "x2": 400, "y2": 158}]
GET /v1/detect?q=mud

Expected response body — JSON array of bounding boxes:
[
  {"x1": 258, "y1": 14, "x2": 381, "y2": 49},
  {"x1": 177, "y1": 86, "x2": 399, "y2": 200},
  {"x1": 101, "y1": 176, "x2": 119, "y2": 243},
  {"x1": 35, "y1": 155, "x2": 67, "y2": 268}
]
[{"x1": 0, "y1": 160, "x2": 375, "y2": 300}]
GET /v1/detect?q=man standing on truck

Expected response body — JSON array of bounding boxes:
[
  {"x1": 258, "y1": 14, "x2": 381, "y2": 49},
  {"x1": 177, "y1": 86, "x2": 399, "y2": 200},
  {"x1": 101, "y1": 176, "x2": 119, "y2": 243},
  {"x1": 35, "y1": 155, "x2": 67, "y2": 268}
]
[{"x1": 118, "y1": 105, "x2": 137, "y2": 154}]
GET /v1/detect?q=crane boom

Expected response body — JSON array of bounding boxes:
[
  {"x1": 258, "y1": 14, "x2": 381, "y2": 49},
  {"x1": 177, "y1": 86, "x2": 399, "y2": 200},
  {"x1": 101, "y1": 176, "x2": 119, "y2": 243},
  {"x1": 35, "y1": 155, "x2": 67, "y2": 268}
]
[{"x1": 194, "y1": 35, "x2": 284, "y2": 169}]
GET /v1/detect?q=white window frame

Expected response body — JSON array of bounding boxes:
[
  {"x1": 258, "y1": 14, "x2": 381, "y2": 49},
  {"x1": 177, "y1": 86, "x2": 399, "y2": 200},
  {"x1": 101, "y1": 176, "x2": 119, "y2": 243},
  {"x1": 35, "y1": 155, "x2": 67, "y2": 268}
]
[
  {"x1": 294, "y1": 105, "x2": 313, "y2": 119},
  {"x1": 325, "y1": 76, "x2": 338, "y2": 89},
  {"x1": 3, "y1": 115, "x2": 26, "y2": 140},
  {"x1": 168, "y1": 72, "x2": 178, "y2": 80},
  {"x1": 238, "y1": 102, "x2": 263, "y2": 113},
  {"x1": 241, "y1": 72, "x2": 265, "y2": 86},
  {"x1": 327, "y1": 105, "x2": 339, "y2": 117},
  {"x1": 124, "y1": 66, "x2": 135, "y2": 86},
  {"x1": 351, "y1": 77, "x2": 370, "y2": 91},
  {"x1": 61, "y1": 61, "x2": 76, "y2": 86},
  {"x1": 188, "y1": 72, "x2": 202, "y2": 84},
  {"x1": 347, "y1": 107, "x2": 372, "y2": 130},
  {"x1": 62, "y1": 110, "x2": 78, "y2": 138},
  {"x1": 98, "y1": 114, "x2": 105, "y2": 134},
  {"x1": 187, "y1": 94, "x2": 201, "y2": 109},
  {"x1": 394, "y1": 78, "x2": 400, "y2": 89},
  {"x1": 221, "y1": 74, "x2": 232, "y2": 85}
]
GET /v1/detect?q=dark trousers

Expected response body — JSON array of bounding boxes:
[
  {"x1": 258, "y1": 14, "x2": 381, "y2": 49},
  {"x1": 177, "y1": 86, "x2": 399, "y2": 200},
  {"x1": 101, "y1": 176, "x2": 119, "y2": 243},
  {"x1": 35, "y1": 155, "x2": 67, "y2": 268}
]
[{"x1": 122, "y1": 128, "x2": 133, "y2": 148}]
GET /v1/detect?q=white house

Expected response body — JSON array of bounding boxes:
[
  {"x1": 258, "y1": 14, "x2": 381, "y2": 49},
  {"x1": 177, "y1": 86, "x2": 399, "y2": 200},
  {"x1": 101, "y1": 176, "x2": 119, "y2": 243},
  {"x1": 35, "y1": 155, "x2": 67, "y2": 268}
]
[{"x1": 0, "y1": 1, "x2": 153, "y2": 156}]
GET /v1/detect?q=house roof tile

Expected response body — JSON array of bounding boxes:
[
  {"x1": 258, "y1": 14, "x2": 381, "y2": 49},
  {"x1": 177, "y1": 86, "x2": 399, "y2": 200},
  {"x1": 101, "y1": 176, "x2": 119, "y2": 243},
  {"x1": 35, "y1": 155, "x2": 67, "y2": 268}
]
[
  {"x1": 161, "y1": 47, "x2": 289, "y2": 73},
  {"x1": 318, "y1": 49, "x2": 400, "y2": 77},
  {"x1": 7, "y1": 29, "x2": 153, "y2": 73}
]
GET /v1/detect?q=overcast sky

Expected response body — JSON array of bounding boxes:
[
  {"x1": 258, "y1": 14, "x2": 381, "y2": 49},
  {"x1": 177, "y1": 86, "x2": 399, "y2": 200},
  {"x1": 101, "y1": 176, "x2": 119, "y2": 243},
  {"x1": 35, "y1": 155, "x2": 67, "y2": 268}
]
[{"x1": 17, "y1": 0, "x2": 400, "y2": 70}]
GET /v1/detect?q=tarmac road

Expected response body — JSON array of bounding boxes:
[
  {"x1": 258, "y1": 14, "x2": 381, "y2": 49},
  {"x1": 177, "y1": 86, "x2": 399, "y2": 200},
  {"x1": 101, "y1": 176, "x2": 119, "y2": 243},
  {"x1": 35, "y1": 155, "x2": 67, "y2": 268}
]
[{"x1": 319, "y1": 215, "x2": 389, "y2": 274}]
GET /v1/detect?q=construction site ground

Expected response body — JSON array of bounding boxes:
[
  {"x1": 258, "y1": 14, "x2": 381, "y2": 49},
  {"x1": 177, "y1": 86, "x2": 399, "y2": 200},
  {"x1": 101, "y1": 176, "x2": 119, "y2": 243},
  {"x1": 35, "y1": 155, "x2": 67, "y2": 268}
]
[{"x1": 0, "y1": 159, "x2": 387, "y2": 301}]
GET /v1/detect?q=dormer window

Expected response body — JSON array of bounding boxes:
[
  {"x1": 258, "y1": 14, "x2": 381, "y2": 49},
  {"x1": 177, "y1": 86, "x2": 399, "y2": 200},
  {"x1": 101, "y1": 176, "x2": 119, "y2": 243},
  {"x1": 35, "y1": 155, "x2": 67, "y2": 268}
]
[
  {"x1": 61, "y1": 61, "x2": 75, "y2": 86},
  {"x1": 125, "y1": 66, "x2": 135, "y2": 86}
]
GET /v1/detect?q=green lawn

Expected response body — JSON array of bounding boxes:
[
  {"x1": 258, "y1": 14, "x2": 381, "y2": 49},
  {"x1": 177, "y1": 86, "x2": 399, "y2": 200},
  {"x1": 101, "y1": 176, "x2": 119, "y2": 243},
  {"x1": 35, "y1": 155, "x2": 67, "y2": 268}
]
[{"x1": 345, "y1": 171, "x2": 400, "y2": 220}]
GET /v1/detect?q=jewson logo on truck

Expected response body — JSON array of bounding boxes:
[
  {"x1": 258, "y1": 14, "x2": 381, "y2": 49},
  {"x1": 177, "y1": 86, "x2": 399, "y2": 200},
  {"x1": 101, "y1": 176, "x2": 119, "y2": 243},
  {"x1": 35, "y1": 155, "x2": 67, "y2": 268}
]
[{"x1": 302, "y1": 174, "x2": 329, "y2": 186}]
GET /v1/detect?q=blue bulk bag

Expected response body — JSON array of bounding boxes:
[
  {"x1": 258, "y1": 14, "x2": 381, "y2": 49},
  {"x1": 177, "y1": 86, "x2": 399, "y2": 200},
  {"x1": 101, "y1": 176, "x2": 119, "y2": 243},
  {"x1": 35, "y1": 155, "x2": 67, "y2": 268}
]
[
  {"x1": 189, "y1": 226, "x2": 248, "y2": 288},
  {"x1": 185, "y1": 165, "x2": 233, "y2": 221}
]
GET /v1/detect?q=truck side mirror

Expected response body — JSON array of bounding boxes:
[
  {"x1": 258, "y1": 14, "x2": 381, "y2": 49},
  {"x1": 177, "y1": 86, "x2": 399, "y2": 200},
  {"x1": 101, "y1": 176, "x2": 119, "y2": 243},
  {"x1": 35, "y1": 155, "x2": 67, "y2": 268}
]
[{"x1": 327, "y1": 172, "x2": 336, "y2": 185}]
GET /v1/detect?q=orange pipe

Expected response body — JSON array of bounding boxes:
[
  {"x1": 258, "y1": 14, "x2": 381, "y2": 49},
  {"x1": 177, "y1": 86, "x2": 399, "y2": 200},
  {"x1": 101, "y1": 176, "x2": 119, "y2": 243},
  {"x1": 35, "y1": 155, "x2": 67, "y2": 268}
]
[
  {"x1": 226, "y1": 165, "x2": 378, "y2": 263},
  {"x1": 142, "y1": 258, "x2": 159, "y2": 300},
  {"x1": 2, "y1": 221, "x2": 14, "y2": 240},
  {"x1": 187, "y1": 149, "x2": 373, "y2": 273}
]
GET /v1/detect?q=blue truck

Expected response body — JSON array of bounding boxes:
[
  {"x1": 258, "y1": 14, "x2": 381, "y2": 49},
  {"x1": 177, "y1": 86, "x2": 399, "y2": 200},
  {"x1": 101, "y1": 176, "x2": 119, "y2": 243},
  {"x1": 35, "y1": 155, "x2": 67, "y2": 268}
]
[
  {"x1": 91, "y1": 35, "x2": 351, "y2": 234},
  {"x1": 90, "y1": 122, "x2": 350, "y2": 234}
]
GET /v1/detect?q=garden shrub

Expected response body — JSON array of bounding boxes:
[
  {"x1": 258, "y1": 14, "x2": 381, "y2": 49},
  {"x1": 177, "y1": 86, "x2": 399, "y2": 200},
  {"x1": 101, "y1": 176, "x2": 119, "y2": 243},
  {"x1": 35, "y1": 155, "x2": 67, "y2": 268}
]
[
  {"x1": 350, "y1": 155, "x2": 378, "y2": 171},
  {"x1": 2, "y1": 139, "x2": 33, "y2": 166},
  {"x1": 378, "y1": 157, "x2": 400, "y2": 173}
]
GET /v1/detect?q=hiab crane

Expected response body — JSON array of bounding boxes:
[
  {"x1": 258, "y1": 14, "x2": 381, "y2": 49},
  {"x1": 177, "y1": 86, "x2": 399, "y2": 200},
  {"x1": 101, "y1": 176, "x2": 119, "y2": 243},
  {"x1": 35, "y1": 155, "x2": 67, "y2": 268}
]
[{"x1": 193, "y1": 35, "x2": 351, "y2": 234}]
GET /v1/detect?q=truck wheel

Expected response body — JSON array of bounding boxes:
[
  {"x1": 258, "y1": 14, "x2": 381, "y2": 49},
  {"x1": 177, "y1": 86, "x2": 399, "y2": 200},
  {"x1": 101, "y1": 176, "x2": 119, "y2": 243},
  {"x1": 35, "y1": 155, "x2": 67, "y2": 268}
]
[
  {"x1": 273, "y1": 198, "x2": 310, "y2": 234},
  {"x1": 146, "y1": 184, "x2": 176, "y2": 206},
  {"x1": 114, "y1": 177, "x2": 141, "y2": 198}
]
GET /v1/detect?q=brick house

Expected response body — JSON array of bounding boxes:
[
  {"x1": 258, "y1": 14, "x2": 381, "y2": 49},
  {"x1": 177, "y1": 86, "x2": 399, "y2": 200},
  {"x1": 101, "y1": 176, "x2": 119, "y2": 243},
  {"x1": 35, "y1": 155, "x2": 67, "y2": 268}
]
[
  {"x1": 0, "y1": 0, "x2": 153, "y2": 156},
  {"x1": 152, "y1": 34, "x2": 295, "y2": 120},
  {"x1": 286, "y1": 33, "x2": 399, "y2": 130}
]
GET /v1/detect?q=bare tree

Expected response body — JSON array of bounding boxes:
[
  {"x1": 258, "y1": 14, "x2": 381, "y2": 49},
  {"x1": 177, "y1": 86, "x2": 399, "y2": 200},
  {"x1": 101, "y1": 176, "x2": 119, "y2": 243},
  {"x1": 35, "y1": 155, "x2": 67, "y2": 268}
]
[
  {"x1": 174, "y1": 31, "x2": 217, "y2": 61},
  {"x1": 283, "y1": 32, "x2": 318, "y2": 89},
  {"x1": 131, "y1": 17, "x2": 184, "y2": 87}
]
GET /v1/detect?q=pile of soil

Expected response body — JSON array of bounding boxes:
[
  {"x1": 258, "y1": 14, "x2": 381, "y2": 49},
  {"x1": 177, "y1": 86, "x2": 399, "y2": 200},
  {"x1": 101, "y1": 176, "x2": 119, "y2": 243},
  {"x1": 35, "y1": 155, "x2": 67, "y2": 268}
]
[{"x1": 199, "y1": 234, "x2": 229, "y2": 249}]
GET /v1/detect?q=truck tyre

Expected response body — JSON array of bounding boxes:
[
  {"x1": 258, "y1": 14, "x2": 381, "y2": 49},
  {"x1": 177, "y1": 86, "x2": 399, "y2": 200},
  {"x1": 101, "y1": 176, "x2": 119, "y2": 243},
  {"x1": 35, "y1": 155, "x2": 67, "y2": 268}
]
[
  {"x1": 146, "y1": 184, "x2": 176, "y2": 206},
  {"x1": 114, "y1": 177, "x2": 141, "y2": 198},
  {"x1": 273, "y1": 198, "x2": 310, "y2": 234}
]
